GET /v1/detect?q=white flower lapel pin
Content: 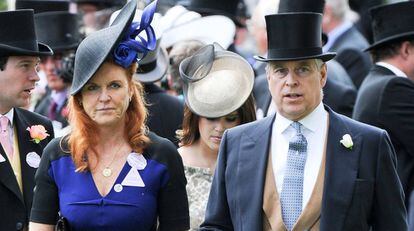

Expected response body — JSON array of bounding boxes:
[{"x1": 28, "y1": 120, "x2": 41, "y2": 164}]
[
  {"x1": 340, "y1": 134, "x2": 353, "y2": 150},
  {"x1": 27, "y1": 125, "x2": 50, "y2": 144}
]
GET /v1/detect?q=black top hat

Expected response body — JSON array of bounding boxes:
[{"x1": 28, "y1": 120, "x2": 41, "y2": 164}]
[
  {"x1": 278, "y1": 0, "x2": 325, "y2": 14},
  {"x1": 70, "y1": 0, "x2": 136, "y2": 95},
  {"x1": 16, "y1": 0, "x2": 69, "y2": 13},
  {"x1": 71, "y1": 0, "x2": 127, "y2": 8},
  {"x1": 278, "y1": 0, "x2": 329, "y2": 46},
  {"x1": 35, "y1": 12, "x2": 82, "y2": 52},
  {"x1": 254, "y1": 12, "x2": 335, "y2": 62},
  {"x1": 179, "y1": 0, "x2": 245, "y2": 26},
  {"x1": 0, "y1": 10, "x2": 53, "y2": 57},
  {"x1": 366, "y1": 1, "x2": 414, "y2": 51}
]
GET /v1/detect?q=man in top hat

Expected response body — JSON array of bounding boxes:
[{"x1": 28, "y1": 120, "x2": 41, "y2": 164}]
[
  {"x1": 0, "y1": 9, "x2": 54, "y2": 231},
  {"x1": 34, "y1": 11, "x2": 82, "y2": 136},
  {"x1": 353, "y1": 1, "x2": 414, "y2": 209},
  {"x1": 254, "y1": 0, "x2": 357, "y2": 119},
  {"x1": 200, "y1": 9, "x2": 407, "y2": 231}
]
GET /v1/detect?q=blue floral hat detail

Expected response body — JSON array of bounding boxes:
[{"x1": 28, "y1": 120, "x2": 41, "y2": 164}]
[
  {"x1": 70, "y1": 0, "x2": 157, "y2": 95},
  {"x1": 113, "y1": 0, "x2": 157, "y2": 68}
]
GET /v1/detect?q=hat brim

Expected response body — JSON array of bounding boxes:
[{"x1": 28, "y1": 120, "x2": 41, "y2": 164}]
[
  {"x1": 184, "y1": 51, "x2": 254, "y2": 118},
  {"x1": 50, "y1": 43, "x2": 79, "y2": 52},
  {"x1": 161, "y1": 15, "x2": 236, "y2": 49},
  {"x1": 134, "y1": 47, "x2": 168, "y2": 83},
  {"x1": 0, "y1": 42, "x2": 53, "y2": 56},
  {"x1": 365, "y1": 32, "x2": 414, "y2": 51},
  {"x1": 185, "y1": 6, "x2": 245, "y2": 27},
  {"x1": 70, "y1": 0, "x2": 136, "y2": 95},
  {"x1": 254, "y1": 52, "x2": 336, "y2": 62}
]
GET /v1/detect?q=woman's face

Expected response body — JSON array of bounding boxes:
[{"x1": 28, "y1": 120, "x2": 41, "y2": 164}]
[
  {"x1": 198, "y1": 111, "x2": 241, "y2": 153},
  {"x1": 80, "y1": 62, "x2": 132, "y2": 127}
]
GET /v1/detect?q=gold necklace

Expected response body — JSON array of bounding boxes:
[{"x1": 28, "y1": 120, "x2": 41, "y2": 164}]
[{"x1": 102, "y1": 143, "x2": 124, "y2": 177}]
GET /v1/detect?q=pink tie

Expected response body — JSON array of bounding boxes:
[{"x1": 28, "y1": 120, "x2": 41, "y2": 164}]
[{"x1": 0, "y1": 116, "x2": 13, "y2": 159}]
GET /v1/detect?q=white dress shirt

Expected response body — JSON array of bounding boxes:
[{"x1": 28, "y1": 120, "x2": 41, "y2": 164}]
[
  {"x1": 376, "y1": 61, "x2": 408, "y2": 78},
  {"x1": 271, "y1": 102, "x2": 328, "y2": 209}
]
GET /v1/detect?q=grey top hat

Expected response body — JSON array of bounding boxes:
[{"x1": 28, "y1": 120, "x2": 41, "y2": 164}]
[
  {"x1": 0, "y1": 9, "x2": 53, "y2": 56},
  {"x1": 70, "y1": 0, "x2": 137, "y2": 95},
  {"x1": 180, "y1": 44, "x2": 254, "y2": 118},
  {"x1": 135, "y1": 39, "x2": 168, "y2": 83}
]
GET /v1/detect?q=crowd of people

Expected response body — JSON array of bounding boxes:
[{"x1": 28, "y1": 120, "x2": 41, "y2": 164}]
[{"x1": 0, "y1": 0, "x2": 413, "y2": 230}]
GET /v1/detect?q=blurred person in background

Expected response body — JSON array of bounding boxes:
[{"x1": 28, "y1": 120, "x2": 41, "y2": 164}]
[
  {"x1": 34, "y1": 11, "x2": 82, "y2": 136},
  {"x1": 322, "y1": 0, "x2": 372, "y2": 89},
  {"x1": 177, "y1": 44, "x2": 256, "y2": 230},
  {"x1": 71, "y1": 0, "x2": 126, "y2": 34},
  {"x1": 167, "y1": 39, "x2": 204, "y2": 98}
]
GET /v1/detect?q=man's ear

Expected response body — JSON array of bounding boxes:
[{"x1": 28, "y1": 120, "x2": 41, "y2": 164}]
[
  {"x1": 320, "y1": 63, "x2": 328, "y2": 88},
  {"x1": 400, "y1": 41, "x2": 414, "y2": 60}
]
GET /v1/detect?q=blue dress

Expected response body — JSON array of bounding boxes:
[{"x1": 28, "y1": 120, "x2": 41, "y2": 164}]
[{"x1": 30, "y1": 133, "x2": 189, "y2": 231}]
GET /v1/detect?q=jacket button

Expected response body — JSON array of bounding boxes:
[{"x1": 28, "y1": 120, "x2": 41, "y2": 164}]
[{"x1": 15, "y1": 222, "x2": 23, "y2": 230}]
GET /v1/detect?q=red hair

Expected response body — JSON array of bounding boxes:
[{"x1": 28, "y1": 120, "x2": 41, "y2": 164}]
[{"x1": 67, "y1": 62, "x2": 149, "y2": 172}]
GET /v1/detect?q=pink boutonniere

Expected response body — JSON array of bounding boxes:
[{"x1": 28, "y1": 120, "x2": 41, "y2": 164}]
[{"x1": 27, "y1": 125, "x2": 50, "y2": 144}]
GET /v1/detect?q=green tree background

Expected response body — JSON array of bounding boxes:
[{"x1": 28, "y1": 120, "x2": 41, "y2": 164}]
[{"x1": 0, "y1": 0, "x2": 7, "y2": 11}]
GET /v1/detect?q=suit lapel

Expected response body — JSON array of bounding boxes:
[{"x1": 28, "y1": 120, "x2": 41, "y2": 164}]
[
  {"x1": 320, "y1": 107, "x2": 362, "y2": 230},
  {"x1": 0, "y1": 143, "x2": 25, "y2": 204},
  {"x1": 14, "y1": 109, "x2": 42, "y2": 209},
  {"x1": 238, "y1": 115, "x2": 275, "y2": 229}
]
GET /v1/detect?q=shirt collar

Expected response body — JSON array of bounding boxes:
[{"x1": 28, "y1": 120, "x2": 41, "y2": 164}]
[
  {"x1": 1, "y1": 108, "x2": 14, "y2": 128},
  {"x1": 376, "y1": 62, "x2": 408, "y2": 78},
  {"x1": 274, "y1": 102, "x2": 326, "y2": 134},
  {"x1": 323, "y1": 21, "x2": 353, "y2": 52},
  {"x1": 51, "y1": 89, "x2": 68, "y2": 108}
]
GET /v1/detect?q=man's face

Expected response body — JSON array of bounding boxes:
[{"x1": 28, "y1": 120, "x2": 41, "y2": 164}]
[
  {"x1": 40, "y1": 54, "x2": 66, "y2": 91},
  {"x1": 0, "y1": 56, "x2": 40, "y2": 113},
  {"x1": 267, "y1": 59, "x2": 327, "y2": 121}
]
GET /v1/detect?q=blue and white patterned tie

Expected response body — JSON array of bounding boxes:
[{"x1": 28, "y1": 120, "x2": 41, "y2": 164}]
[{"x1": 280, "y1": 122, "x2": 308, "y2": 230}]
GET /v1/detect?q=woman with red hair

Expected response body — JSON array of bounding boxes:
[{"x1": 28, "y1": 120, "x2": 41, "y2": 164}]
[{"x1": 29, "y1": 1, "x2": 189, "y2": 230}]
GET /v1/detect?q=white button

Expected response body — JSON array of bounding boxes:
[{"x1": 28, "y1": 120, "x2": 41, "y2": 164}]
[{"x1": 114, "y1": 184, "x2": 123, "y2": 192}]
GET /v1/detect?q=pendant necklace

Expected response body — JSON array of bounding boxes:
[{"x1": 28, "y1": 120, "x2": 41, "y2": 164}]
[{"x1": 102, "y1": 143, "x2": 124, "y2": 177}]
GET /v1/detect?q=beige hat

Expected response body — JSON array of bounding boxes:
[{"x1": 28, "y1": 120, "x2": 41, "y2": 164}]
[{"x1": 180, "y1": 44, "x2": 254, "y2": 118}]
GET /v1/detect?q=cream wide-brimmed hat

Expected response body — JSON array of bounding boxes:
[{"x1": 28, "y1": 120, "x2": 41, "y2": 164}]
[{"x1": 180, "y1": 44, "x2": 254, "y2": 118}]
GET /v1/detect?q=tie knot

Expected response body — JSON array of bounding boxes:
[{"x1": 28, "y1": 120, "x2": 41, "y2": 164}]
[
  {"x1": 0, "y1": 116, "x2": 9, "y2": 133},
  {"x1": 290, "y1": 121, "x2": 303, "y2": 134}
]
